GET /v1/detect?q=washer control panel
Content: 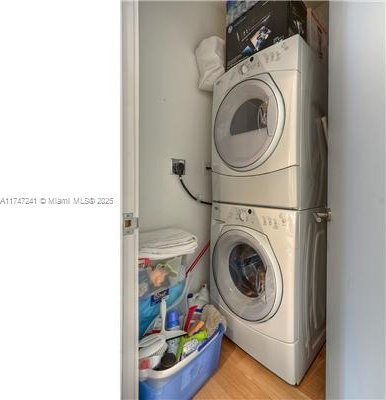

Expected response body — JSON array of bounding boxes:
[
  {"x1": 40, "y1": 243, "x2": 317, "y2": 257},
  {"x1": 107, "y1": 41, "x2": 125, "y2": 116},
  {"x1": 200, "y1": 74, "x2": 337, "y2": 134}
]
[
  {"x1": 213, "y1": 204, "x2": 291, "y2": 232},
  {"x1": 260, "y1": 211, "x2": 289, "y2": 230},
  {"x1": 231, "y1": 206, "x2": 256, "y2": 224}
]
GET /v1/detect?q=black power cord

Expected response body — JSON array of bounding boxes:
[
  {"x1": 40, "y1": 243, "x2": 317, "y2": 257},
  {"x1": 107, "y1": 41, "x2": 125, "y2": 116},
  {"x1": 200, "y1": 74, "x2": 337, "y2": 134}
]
[
  {"x1": 174, "y1": 163, "x2": 212, "y2": 206},
  {"x1": 178, "y1": 176, "x2": 212, "y2": 206}
]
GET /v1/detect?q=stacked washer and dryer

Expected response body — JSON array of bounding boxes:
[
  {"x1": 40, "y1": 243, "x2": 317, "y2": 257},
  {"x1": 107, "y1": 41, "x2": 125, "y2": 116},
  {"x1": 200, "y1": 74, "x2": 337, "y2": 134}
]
[{"x1": 210, "y1": 35, "x2": 328, "y2": 385}]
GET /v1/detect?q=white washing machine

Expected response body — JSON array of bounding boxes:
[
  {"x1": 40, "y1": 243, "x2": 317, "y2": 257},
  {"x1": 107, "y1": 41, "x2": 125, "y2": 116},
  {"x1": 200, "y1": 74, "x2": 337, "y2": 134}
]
[
  {"x1": 212, "y1": 35, "x2": 328, "y2": 210},
  {"x1": 210, "y1": 202, "x2": 327, "y2": 384}
]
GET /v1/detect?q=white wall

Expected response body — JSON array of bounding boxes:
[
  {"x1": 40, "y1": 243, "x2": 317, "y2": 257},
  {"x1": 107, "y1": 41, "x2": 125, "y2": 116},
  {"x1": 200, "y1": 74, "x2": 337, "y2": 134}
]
[
  {"x1": 139, "y1": 2, "x2": 225, "y2": 291},
  {"x1": 327, "y1": 2, "x2": 385, "y2": 399}
]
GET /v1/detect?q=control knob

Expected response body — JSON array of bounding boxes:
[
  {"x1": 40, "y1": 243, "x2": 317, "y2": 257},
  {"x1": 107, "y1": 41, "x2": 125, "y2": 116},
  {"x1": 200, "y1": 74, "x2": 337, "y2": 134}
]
[
  {"x1": 239, "y1": 209, "x2": 248, "y2": 222},
  {"x1": 240, "y1": 64, "x2": 249, "y2": 74}
]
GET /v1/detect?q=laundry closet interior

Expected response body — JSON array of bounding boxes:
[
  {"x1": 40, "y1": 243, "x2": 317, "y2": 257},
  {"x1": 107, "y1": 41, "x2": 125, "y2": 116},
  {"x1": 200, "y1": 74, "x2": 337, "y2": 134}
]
[{"x1": 135, "y1": 1, "x2": 329, "y2": 399}]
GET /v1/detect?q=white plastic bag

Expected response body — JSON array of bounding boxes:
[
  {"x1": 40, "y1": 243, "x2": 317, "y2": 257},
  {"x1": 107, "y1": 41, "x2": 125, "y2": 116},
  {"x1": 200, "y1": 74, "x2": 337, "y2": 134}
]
[{"x1": 195, "y1": 36, "x2": 225, "y2": 92}]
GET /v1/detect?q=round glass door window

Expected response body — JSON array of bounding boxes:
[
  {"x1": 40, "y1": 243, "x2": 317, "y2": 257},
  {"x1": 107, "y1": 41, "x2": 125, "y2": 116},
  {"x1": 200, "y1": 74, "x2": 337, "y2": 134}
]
[
  {"x1": 213, "y1": 229, "x2": 281, "y2": 321},
  {"x1": 229, "y1": 244, "x2": 267, "y2": 299},
  {"x1": 214, "y1": 78, "x2": 283, "y2": 170}
]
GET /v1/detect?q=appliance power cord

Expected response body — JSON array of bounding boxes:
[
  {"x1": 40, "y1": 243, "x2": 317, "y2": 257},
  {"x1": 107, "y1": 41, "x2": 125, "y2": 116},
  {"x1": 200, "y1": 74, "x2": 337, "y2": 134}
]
[{"x1": 178, "y1": 175, "x2": 212, "y2": 206}]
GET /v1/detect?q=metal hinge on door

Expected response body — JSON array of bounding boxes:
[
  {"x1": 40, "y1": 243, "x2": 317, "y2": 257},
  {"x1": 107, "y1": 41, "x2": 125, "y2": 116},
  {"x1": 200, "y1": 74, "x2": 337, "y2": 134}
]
[
  {"x1": 123, "y1": 213, "x2": 139, "y2": 235},
  {"x1": 313, "y1": 208, "x2": 332, "y2": 223}
]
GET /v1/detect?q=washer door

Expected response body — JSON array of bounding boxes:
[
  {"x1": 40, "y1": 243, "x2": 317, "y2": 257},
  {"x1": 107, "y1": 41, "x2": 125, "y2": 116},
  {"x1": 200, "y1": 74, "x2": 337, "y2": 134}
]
[
  {"x1": 213, "y1": 228, "x2": 282, "y2": 322},
  {"x1": 214, "y1": 76, "x2": 284, "y2": 171}
]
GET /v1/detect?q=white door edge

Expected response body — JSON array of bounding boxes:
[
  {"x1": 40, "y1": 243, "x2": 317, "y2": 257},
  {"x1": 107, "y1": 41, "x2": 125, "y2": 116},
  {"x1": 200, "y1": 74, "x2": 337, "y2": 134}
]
[{"x1": 121, "y1": 1, "x2": 139, "y2": 399}]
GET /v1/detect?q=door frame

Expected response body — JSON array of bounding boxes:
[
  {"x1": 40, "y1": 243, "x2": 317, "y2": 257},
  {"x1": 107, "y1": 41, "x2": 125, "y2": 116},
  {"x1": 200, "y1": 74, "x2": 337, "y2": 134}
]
[{"x1": 121, "y1": 1, "x2": 139, "y2": 399}]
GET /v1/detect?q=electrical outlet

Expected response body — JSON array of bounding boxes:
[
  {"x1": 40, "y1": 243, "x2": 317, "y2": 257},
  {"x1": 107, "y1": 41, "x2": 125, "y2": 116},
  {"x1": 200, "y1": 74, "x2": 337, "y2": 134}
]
[{"x1": 171, "y1": 158, "x2": 185, "y2": 175}]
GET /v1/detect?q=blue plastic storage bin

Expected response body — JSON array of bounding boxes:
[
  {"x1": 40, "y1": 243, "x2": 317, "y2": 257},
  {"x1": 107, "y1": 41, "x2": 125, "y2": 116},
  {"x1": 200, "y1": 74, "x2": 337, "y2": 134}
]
[{"x1": 139, "y1": 325, "x2": 225, "y2": 400}]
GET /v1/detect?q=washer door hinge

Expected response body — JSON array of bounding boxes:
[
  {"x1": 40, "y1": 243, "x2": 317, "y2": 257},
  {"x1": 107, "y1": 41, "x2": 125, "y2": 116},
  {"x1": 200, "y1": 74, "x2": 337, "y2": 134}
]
[
  {"x1": 123, "y1": 213, "x2": 139, "y2": 235},
  {"x1": 313, "y1": 208, "x2": 332, "y2": 223}
]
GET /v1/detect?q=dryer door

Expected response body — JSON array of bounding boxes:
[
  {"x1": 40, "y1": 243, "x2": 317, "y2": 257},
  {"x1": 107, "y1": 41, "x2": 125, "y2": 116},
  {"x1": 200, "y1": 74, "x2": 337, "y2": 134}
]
[
  {"x1": 214, "y1": 75, "x2": 285, "y2": 171},
  {"x1": 213, "y1": 227, "x2": 282, "y2": 322}
]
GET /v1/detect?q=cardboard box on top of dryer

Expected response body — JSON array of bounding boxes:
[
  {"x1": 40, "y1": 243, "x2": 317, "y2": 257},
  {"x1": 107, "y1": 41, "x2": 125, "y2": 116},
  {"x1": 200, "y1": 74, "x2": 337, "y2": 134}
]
[
  {"x1": 226, "y1": 0, "x2": 260, "y2": 27},
  {"x1": 226, "y1": 1, "x2": 307, "y2": 71}
]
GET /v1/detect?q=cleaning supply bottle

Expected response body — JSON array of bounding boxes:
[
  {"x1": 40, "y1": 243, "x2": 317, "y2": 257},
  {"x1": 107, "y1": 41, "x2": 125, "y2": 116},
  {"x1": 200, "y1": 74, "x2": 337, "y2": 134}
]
[
  {"x1": 184, "y1": 284, "x2": 210, "y2": 331},
  {"x1": 165, "y1": 309, "x2": 181, "y2": 356},
  {"x1": 176, "y1": 330, "x2": 208, "y2": 361},
  {"x1": 188, "y1": 284, "x2": 209, "y2": 309}
]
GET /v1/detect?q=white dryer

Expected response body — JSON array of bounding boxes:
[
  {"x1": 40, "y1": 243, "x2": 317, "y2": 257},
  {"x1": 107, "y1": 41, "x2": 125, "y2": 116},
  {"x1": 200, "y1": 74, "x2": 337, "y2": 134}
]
[
  {"x1": 212, "y1": 35, "x2": 327, "y2": 210},
  {"x1": 210, "y1": 202, "x2": 327, "y2": 384}
]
